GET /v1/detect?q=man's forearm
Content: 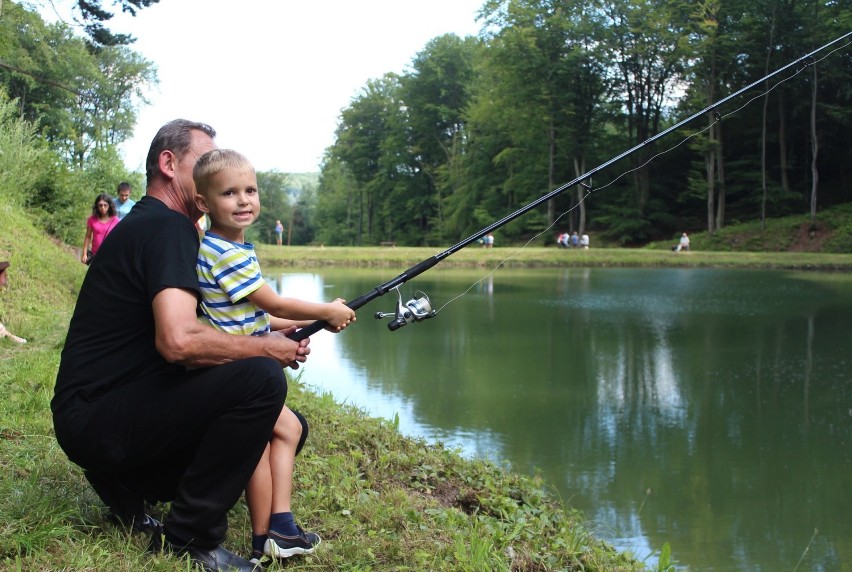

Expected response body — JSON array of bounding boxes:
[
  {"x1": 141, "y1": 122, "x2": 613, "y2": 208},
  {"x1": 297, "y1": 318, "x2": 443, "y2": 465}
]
[{"x1": 158, "y1": 322, "x2": 299, "y2": 368}]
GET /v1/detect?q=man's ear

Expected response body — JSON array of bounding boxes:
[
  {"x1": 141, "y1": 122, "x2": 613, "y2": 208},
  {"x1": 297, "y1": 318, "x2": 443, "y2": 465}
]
[
  {"x1": 159, "y1": 150, "x2": 177, "y2": 178},
  {"x1": 195, "y1": 193, "x2": 210, "y2": 214}
]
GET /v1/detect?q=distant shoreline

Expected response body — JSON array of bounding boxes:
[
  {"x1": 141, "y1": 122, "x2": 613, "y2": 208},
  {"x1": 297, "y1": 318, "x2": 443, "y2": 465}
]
[{"x1": 255, "y1": 245, "x2": 852, "y2": 272}]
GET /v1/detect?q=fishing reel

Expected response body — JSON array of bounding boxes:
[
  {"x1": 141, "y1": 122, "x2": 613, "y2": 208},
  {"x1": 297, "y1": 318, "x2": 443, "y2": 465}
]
[{"x1": 374, "y1": 288, "x2": 436, "y2": 331}]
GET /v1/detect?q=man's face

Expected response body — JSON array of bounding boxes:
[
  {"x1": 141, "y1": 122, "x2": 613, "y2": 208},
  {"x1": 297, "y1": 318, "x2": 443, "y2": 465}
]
[
  {"x1": 118, "y1": 189, "x2": 131, "y2": 203},
  {"x1": 176, "y1": 130, "x2": 217, "y2": 219}
]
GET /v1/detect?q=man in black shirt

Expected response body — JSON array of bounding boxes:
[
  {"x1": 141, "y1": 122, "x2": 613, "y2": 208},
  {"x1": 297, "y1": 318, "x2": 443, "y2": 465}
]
[{"x1": 52, "y1": 119, "x2": 310, "y2": 572}]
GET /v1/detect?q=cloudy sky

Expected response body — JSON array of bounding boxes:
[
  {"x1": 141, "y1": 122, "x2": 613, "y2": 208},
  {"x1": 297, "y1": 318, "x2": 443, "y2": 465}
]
[{"x1": 86, "y1": 0, "x2": 485, "y2": 173}]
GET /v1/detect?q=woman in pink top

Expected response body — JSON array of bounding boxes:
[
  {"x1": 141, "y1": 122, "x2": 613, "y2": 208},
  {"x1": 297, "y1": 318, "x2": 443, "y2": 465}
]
[{"x1": 81, "y1": 193, "x2": 119, "y2": 265}]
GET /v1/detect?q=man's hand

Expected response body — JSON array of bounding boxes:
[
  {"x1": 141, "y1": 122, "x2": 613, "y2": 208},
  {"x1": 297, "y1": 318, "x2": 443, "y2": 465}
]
[{"x1": 270, "y1": 326, "x2": 311, "y2": 369}]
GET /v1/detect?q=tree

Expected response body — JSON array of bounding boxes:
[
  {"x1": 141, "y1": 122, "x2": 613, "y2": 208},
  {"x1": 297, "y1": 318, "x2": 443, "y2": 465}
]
[
  {"x1": 73, "y1": 0, "x2": 161, "y2": 46},
  {"x1": 600, "y1": 0, "x2": 692, "y2": 217},
  {"x1": 315, "y1": 154, "x2": 360, "y2": 246},
  {"x1": 251, "y1": 170, "x2": 292, "y2": 245},
  {"x1": 329, "y1": 74, "x2": 407, "y2": 245},
  {"x1": 400, "y1": 34, "x2": 479, "y2": 244},
  {"x1": 0, "y1": 3, "x2": 156, "y2": 165}
]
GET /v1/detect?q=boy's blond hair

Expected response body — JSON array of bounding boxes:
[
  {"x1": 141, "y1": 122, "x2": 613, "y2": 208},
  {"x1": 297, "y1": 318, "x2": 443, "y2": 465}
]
[{"x1": 193, "y1": 149, "x2": 255, "y2": 195}]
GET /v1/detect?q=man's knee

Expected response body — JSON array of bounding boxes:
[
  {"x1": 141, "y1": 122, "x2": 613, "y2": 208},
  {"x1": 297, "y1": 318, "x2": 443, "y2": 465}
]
[{"x1": 238, "y1": 356, "x2": 288, "y2": 404}]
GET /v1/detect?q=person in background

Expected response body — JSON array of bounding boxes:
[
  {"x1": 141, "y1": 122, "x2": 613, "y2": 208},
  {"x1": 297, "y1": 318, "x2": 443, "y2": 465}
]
[
  {"x1": 677, "y1": 232, "x2": 690, "y2": 252},
  {"x1": 53, "y1": 119, "x2": 311, "y2": 572},
  {"x1": 0, "y1": 260, "x2": 26, "y2": 344},
  {"x1": 571, "y1": 231, "x2": 579, "y2": 249},
  {"x1": 81, "y1": 193, "x2": 119, "y2": 265},
  {"x1": 113, "y1": 182, "x2": 136, "y2": 220},
  {"x1": 484, "y1": 232, "x2": 494, "y2": 248},
  {"x1": 274, "y1": 219, "x2": 284, "y2": 246},
  {"x1": 194, "y1": 148, "x2": 355, "y2": 564},
  {"x1": 580, "y1": 233, "x2": 590, "y2": 249}
]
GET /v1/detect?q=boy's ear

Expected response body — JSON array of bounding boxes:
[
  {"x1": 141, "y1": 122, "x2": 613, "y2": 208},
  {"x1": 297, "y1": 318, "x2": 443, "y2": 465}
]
[{"x1": 194, "y1": 193, "x2": 210, "y2": 214}]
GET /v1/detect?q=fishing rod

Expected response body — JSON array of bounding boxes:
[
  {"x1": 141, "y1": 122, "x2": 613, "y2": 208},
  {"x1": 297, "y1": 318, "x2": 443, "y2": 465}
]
[{"x1": 289, "y1": 30, "x2": 852, "y2": 342}]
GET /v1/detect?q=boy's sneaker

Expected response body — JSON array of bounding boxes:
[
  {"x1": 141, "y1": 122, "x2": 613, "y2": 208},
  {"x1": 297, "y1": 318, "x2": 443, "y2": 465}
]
[{"x1": 265, "y1": 526, "x2": 321, "y2": 558}]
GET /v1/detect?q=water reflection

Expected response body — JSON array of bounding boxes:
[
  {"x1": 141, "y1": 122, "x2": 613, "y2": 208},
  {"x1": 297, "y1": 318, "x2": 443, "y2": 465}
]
[{"x1": 270, "y1": 267, "x2": 852, "y2": 571}]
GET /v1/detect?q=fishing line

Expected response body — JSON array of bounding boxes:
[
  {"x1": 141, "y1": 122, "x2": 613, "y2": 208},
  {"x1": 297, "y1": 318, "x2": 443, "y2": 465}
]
[
  {"x1": 290, "y1": 31, "x2": 852, "y2": 341},
  {"x1": 433, "y1": 34, "x2": 852, "y2": 316}
]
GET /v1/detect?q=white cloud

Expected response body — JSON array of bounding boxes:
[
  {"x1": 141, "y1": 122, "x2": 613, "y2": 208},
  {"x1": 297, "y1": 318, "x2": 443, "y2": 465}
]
[{"x1": 103, "y1": 0, "x2": 483, "y2": 173}]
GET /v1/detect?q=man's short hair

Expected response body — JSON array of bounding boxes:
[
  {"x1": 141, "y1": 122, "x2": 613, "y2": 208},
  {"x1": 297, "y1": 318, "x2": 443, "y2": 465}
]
[
  {"x1": 145, "y1": 119, "x2": 217, "y2": 186},
  {"x1": 117, "y1": 182, "x2": 132, "y2": 192},
  {"x1": 193, "y1": 149, "x2": 255, "y2": 196}
]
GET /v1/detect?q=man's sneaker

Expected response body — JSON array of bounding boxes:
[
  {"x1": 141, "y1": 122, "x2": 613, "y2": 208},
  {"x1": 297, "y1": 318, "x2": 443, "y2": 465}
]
[
  {"x1": 148, "y1": 535, "x2": 263, "y2": 572},
  {"x1": 248, "y1": 549, "x2": 265, "y2": 567},
  {"x1": 133, "y1": 513, "x2": 162, "y2": 534},
  {"x1": 264, "y1": 526, "x2": 321, "y2": 558},
  {"x1": 105, "y1": 511, "x2": 161, "y2": 535}
]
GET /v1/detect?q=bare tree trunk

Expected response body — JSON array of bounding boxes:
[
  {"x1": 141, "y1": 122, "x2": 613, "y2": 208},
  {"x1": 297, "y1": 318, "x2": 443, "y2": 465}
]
[
  {"x1": 716, "y1": 121, "x2": 726, "y2": 229},
  {"x1": 574, "y1": 156, "x2": 587, "y2": 235},
  {"x1": 760, "y1": 7, "x2": 776, "y2": 231},
  {"x1": 810, "y1": 64, "x2": 819, "y2": 221},
  {"x1": 706, "y1": 114, "x2": 717, "y2": 234},
  {"x1": 778, "y1": 91, "x2": 790, "y2": 196},
  {"x1": 547, "y1": 118, "x2": 556, "y2": 226},
  {"x1": 357, "y1": 190, "x2": 364, "y2": 245}
]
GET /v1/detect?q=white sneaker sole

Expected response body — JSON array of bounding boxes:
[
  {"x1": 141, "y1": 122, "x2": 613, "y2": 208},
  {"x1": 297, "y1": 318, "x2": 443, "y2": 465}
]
[{"x1": 264, "y1": 537, "x2": 319, "y2": 558}]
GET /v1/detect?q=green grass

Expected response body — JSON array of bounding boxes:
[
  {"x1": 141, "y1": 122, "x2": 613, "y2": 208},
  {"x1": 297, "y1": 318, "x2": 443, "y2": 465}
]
[
  {"x1": 254, "y1": 204, "x2": 852, "y2": 272},
  {"x1": 1, "y1": 207, "x2": 647, "y2": 570},
  {"x1": 254, "y1": 244, "x2": 852, "y2": 272},
  {"x1": 5, "y1": 196, "x2": 852, "y2": 570}
]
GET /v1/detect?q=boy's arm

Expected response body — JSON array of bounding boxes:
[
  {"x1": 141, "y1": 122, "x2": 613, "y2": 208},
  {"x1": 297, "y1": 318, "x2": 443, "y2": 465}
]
[
  {"x1": 269, "y1": 316, "x2": 311, "y2": 330},
  {"x1": 246, "y1": 283, "x2": 355, "y2": 328}
]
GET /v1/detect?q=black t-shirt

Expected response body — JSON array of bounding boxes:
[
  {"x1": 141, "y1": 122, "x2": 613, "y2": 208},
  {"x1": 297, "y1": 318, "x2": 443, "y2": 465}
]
[{"x1": 52, "y1": 196, "x2": 201, "y2": 438}]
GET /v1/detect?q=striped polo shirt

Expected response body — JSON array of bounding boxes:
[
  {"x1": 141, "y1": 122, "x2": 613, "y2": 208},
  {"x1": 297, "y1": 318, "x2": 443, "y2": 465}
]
[{"x1": 197, "y1": 232, "x2": 271, "y2": 336}]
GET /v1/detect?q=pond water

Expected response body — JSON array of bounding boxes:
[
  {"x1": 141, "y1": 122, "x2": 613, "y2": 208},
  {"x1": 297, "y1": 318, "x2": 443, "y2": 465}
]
[{"x1": 268, "y1": 266, "x2": 852, "y2": 571}]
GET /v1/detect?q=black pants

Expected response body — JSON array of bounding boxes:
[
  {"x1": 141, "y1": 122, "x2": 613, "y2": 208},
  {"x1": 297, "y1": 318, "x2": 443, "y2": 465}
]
[{"x1": 56, "y1": 357, "x2": 286, "y2": 547}]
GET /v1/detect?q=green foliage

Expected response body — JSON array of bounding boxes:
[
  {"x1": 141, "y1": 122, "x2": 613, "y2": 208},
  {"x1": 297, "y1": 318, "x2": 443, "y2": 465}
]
[
  {"x1": 315, "y1": 0, "x2": 852, "y2": 247},
  {"x1": 0, "y1": 3, "x2": 154, "y2": 245},
  {"x1": 1, "y1": 2, "x2": 156, "y2": 166},
  {"x1": 0, "y1": 90, "x2": 48, "y2": 208},
  {"x1": 644, "y1": 203, "x2": 852, "y2": 254},
  {"x1": 72, "y1": 0, "x2": 162, "y2": 46},
  {"x1": 653, "y1": 542, "x2": 677, "y2": 572}
]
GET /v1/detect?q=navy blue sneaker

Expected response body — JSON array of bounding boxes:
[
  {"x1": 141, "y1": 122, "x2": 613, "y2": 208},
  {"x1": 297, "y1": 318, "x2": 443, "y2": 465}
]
[{"x1": 265, "y1": 526, "x2": 321, "y2": 558}]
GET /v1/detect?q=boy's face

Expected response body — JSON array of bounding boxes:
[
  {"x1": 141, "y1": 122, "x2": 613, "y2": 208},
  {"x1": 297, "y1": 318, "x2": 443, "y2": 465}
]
[
  {"x1": 118, "y1": 189, "x2": 131, "y2": 203},
  {"x1": 196, "y1": 167, "x2": 260, "y2": 241}
]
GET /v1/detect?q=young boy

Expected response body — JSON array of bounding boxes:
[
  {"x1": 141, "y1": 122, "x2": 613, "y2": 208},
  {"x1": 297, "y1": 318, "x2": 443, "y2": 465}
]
[{"x1": 193, "y1": 148, "x2": 356, "y2": 563}]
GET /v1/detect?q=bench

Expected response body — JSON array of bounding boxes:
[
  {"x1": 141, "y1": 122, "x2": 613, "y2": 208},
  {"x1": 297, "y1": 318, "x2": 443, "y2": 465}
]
[{"x1": 380, "y1": 241, "x2": 397, "y2": 247}]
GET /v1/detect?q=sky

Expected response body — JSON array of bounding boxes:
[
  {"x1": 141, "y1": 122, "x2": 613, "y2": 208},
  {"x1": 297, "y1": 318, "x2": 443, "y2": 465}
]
[{"x1": 83, "y1": 0, "x2": 486, "y2": 174}]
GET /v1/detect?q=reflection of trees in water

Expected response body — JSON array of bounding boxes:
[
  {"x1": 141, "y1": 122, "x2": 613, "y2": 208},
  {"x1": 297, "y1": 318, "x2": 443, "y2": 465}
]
[
  {"x1": 578, "y1": 295, "x2": 849, "y2": 570},
  {"x1": 276, "y1": 268, "x2": 851, "y2": 571}
]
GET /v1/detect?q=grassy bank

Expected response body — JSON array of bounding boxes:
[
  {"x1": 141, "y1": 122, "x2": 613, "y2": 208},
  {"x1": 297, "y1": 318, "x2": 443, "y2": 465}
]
[
  {"x1": 254, "y1": 203, "x2": 852, "y2": 271},
  {"x1": 1, "y1": 209, "x2": 649, "y2": 569},
  {"x1": 255, "y1": 243, "x2": 852, "y2": 272}
]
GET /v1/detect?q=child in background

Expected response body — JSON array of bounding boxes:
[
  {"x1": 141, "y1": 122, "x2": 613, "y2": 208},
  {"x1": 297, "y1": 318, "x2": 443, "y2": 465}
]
[
  {"x1": 0, "y1": 260, "x2": 26, "y2": 344},
  {"x1": 81, "y1": 193, "x2": 119, "y2": 265},
  {"x1": 193, "y1": 148, "x2": 355, "y2": 563}
]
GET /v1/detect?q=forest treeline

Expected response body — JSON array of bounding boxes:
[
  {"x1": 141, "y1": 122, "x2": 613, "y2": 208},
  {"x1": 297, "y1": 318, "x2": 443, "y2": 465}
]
[
  {"x1": 2, "y1": 1, "x2": 851, "y2": 249},
  {"x1": 315, "y1": 0, "x2": 852, "y2": 246}
]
